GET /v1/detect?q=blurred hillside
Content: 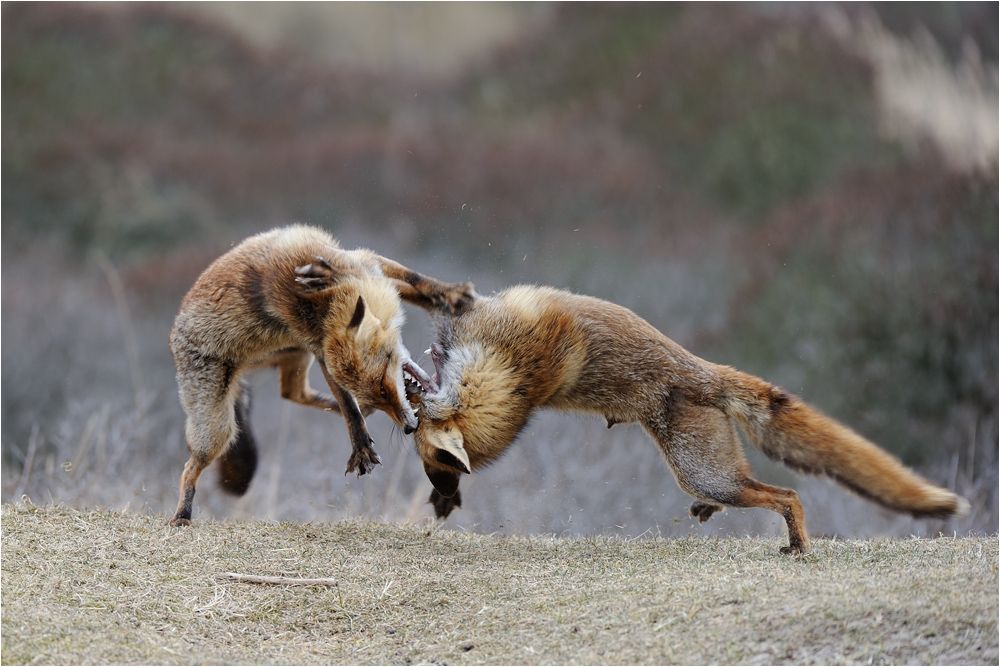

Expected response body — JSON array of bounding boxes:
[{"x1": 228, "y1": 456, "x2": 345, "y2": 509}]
[{"x1": 2, "y1": 3, "x2": 996, "y2": 537}]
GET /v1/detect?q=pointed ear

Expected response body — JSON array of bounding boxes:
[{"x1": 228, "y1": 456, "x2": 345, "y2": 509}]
[
  {"x1": 347, "y1": 295, "x2": 367, "y2": 330},
  {"x1": 423, "y1": 462, "x2": 461, "y2": 499},
  {"x1": 426, "y1": 424, "x2": 471, "y2": 474},
  {"x1": 346, "y1": 295, "x2": 382, "y2": 345}
]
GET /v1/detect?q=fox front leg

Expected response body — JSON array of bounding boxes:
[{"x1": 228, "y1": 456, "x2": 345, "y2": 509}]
[
  {"x1": 429, "y1": 487, "x2": 462, "y2": 519},
  {"x1": 374, "y1": 256, "x2": 477, "y2": 315},
  {"x1": 318, "y1": 362, "x2": 382, "y2": 476},
  {"x1": 689, "y1": 501, "x2": 723, "y2": 523}
]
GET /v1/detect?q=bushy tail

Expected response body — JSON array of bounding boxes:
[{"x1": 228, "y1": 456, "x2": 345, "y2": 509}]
[
  {"x1": 714, "y1": 366, "x2": 970, "y2": 519},
  {"x1": 217, "y1": 381, "x2": 258, "y2": 496}
]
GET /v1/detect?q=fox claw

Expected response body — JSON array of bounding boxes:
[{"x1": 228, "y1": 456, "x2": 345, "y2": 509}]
[
  {"x1": 779, "y1": 544, "x2": 809, "y2": 556},
  {"x1": 443, "y1": 283, "x2": 477, "y2": 315},
  {"x1": 345, "y1": 447, "x2": 381, "y2": 477},
  {"x1": 429, "y1": 488, "x2": 462, "y2": 519},
  {"x1": 689, "y1": 502, "x2": 723, "y2": 523}
]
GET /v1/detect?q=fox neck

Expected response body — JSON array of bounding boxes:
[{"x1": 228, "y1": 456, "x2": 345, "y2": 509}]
[{"x1": 426, "y1": 344, "x2": 536, "y2": 469}]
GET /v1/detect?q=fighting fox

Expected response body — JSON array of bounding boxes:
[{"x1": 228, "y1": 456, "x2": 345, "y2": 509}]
[
  {"x1": 168, "y1": 225, "x2": 474, "y2": 526},
  {"x1": 410, "y1": 285, "x2": 969, "y2": 554}
]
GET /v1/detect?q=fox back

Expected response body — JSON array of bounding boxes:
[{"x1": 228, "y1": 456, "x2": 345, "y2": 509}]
[
  {"x1": 171, "y1": 225, "x2": 419, "y2": 429},
  {"x1": 414, "y1": 285, "x2": 716, "y2": 471}
]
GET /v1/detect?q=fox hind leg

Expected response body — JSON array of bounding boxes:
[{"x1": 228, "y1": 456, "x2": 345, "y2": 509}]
[
  {"x1": 728, "y1": 479, "x2": 809, "y2": 555},
  {"x1": 170, "y1": 359, "x2": 243, "y2": 526},
  {"x1": 647, "y1": 399, "x2": 810, "y2": 554},
  {"x1": 272, "y1": 348, "x2": 359, "y2": 413}
]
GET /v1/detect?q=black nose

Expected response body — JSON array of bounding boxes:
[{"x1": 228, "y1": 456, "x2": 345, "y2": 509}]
[{"x1": 404, "y1": 424, "x2": 416, "y2": 435}]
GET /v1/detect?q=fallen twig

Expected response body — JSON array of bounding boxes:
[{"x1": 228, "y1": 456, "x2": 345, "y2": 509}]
[{"x1": 217, "y1": 572, "x2": 338, "y2": 587}]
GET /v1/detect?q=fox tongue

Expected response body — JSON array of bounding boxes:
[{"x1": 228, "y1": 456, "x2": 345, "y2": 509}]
[{"x1": 404, "y1": 361, "x2": 438, "y2": 394}]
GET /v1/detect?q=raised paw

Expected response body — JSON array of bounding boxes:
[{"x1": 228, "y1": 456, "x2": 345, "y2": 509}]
[
  {"x1": 345, "y1": 446, "x2": 382, "y2": 477},
  {"x1": 690, "y1": 501, "x2": 723, "y2": 523},
  {"x1": 429, "y1": 488, "x2": 462, "y2": 519},
  {"x1": 441, "y1": 282, "x2": 477, "y2": 315}
]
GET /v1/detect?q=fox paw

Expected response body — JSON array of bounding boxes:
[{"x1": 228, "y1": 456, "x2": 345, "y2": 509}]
[
  {"x1": 441, "y1": 282, "x2": 477, "y2": 315},
  {"x1": 690, "y1": 502, "x2": 723, "y2": 523},
  {"x1": 345, "y1": 447, "x2": 382, "y2": 477},
  {"x1": 168, "y1": 516, "x2": 191, "y2": 528},
  {"x1": 429, "y1": 488, "x2": 462, "y2": 519},
  {"x1": 779, "y1": 543, "x2": 810, "y2": 556}
]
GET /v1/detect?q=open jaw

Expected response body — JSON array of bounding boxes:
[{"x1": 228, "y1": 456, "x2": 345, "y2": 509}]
[{"x1": 403, "y1": 360, "x2": 438, "y2": 395}]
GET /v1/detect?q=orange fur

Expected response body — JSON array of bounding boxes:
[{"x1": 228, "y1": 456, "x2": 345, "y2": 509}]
[
  {"x1": 168, "y1": 225, "x2": 474, "y2": 526},
  {"x1": 412, "y1": 285, "x2": 969, "y2": 554}
]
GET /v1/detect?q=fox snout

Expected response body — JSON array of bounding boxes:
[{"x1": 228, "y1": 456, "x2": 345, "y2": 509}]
[
  {"x1": 397, "y1": 360, "x2": 437, "y2": 435},
  {"x1": 401, "y1": 411, "x2": 418, "y2": 434},
  {"x1": 379, "y1": 395, "x2": 419, "y2": 435}
]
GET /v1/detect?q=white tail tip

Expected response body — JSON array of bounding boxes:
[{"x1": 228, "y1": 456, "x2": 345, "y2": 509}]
[{"x1": 954, "y1": 496, "x2": 971, "y2": 519}]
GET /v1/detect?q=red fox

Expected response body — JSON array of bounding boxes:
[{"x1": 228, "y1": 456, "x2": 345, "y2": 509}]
[
  {"x1": 168, "y1": 225, "x2": 474, "y2": 526},
  {"x1": 410, "y1": 285, "x2": 970, "y2": 554}
]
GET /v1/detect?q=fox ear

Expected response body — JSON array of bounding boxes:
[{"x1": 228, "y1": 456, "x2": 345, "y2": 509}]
[
  {"x1": 294, "y1": 256, "x2": 355, "y2": 295},
  {"x1": 426, "y1": 424, "x2": 471, "y2": 475},
  {"x1": 346, "y1": 295, "x2": 382, "y2": 345}
]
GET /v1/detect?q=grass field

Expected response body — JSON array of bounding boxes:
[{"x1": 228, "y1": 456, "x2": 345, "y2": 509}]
[{"x1": 2, "y1": 503, "x2": 996, "y2": 665}]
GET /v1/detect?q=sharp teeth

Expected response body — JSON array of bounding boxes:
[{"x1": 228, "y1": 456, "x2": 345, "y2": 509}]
[{"x1": 423, "y1": 348, "x2": 432, "y2": 355}]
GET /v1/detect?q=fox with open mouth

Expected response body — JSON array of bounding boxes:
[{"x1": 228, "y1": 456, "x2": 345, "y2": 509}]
[{"x1": 168, "y1": 224, "x2": 474, "y2": 526}]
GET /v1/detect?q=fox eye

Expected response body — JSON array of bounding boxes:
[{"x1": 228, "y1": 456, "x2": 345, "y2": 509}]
[{"x1": 380, "y1": 386, "x2": 388, "y2": 399}]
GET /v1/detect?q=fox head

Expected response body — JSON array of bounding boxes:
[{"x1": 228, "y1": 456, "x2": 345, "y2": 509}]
[
  {"x1": 297, "y1": 259, "x2": 435, "y2": 434},
  {"x1": 410, "y1": 393, "x2": 470, "y2": 499},
  {"x1": 410, "y1": 341, "x2": 526, "y2": 499}
]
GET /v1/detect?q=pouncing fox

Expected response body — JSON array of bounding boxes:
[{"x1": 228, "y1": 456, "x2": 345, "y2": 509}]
[
  {"x1": 168, "y1": 225, "x2": 474, "y2": 526},
  {"x1": 410, "y1": 285, "x2": 970, "y2": 554}
]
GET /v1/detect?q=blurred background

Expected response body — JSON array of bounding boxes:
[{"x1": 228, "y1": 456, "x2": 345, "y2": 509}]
[{"x1": 3, "y1": 2, "x2": 996, "y2": 540}]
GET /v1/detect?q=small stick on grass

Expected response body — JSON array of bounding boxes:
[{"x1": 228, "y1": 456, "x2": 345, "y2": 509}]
[{"x1": 218, "y1": 572, "x2": 338, "y2": 587}]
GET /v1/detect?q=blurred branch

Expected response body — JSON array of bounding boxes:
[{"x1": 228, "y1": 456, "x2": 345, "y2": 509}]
[{"x1": 94, "y1": 251, "x2": 146, "y2": 421}]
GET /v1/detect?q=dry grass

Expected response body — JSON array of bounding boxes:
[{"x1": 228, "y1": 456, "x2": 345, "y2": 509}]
[{"x1": 2, "y1": 503, "x2": 996, "y2": 666}]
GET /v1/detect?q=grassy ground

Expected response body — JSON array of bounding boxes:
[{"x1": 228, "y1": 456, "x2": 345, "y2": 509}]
[{"x1": 2, "y1": 503, "x2": 996, "y2": 666}]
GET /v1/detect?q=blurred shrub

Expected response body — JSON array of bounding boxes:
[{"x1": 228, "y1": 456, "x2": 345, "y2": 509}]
[{"x1": 719, "y1": 162, "x2": 997, "y2": 468}]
